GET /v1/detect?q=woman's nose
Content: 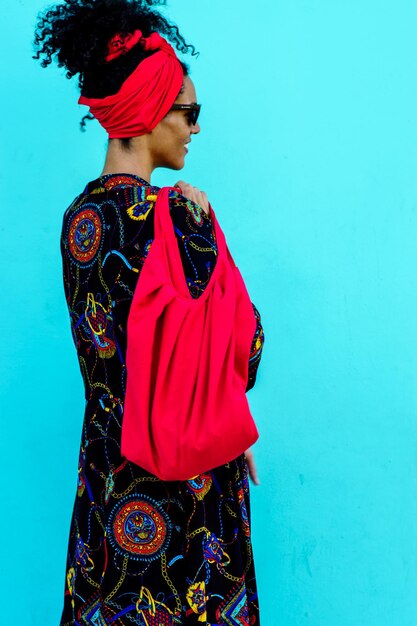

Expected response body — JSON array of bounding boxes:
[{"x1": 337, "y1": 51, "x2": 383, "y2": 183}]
[{"x1": 191, "y1": 121, "x2": 201, "y2": 134}]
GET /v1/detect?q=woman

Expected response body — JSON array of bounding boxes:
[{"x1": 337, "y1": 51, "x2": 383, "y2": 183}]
[{"x1": 34, "y1": 0, "x2": 265, "y2": 623}]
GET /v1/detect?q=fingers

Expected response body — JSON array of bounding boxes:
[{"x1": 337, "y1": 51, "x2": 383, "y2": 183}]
[
  {"x1": 244, "y1": 448, "x2": 260, "y2": 486},
  {"x1": 195, "y1": 190, "x2": 209, "y2": 214},
  {"x1": 173, "y1": 180, "x2": 210, "y2": 215}
]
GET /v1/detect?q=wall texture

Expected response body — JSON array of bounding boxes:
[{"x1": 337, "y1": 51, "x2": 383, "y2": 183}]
[{"x1": 1, "y1": 0, "x2": 416, "y2": 624}]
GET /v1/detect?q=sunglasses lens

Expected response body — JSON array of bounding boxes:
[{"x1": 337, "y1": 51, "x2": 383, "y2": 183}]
[
  {"x1": 195, "y1": 107, "x2": 200, "y2": 124},
  {"x1": 189, "y1": 105, "x2": 200, "y2": 126}
]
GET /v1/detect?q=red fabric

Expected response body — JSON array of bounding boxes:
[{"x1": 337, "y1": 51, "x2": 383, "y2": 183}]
[
  {"x1": 78, "y1": 32, "x2": 184, "y2": 138},
  {"x1": 121, "y1": 187, "x2": 259, "y2": 481}
]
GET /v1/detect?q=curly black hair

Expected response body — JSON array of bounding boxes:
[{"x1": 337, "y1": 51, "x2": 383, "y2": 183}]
[{"x1": 33, "y1": 0, "x2": 199, "y2": 142}]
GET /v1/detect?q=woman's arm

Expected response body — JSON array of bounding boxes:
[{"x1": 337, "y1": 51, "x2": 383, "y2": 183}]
[
  {"x1": 168, "y1": 188, "x2": 217, "y2": 299},
  {"x1": 170, "y1": 183, "x2": 265, "y2": 389}
]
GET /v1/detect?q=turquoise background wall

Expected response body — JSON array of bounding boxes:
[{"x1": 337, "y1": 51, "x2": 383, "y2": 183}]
[{"x1": 1, "y1": 0, "x2": 416, "y2": 624}]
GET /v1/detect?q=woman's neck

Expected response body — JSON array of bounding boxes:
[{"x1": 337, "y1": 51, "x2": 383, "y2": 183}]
[{"x1": 101, "y1": 139, "x2": 154, "y2": 184}]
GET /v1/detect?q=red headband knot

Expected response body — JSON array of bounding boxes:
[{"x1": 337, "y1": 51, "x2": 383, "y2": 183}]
[
  {"x1": 78, "y1": 31, "x2": 184, "y2": 139},
  {"x1": 105, "y1": 29, "x2": 144, "y2": 62}
]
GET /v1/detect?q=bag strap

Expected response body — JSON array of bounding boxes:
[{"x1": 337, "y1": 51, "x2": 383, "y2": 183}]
[
  {"x1": 153, "y1": 186, "x2": 184, "y2": 242},
  {"x1": 153, "y1": 186, "x2": 228, "y2": 295},
  {"x1": 154, "y1": 185, "x2": 221, "y2": 239},
  {"x1": 155, "y1": 185, "x2": 225, "y2": 247}
]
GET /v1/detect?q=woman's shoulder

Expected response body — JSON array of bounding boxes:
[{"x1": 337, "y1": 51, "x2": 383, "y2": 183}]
[
  {"x1": 61, "y1": 172, "x2": 212, "y2": 235},
  {"x1": 60, "y1": 173, "x2": 217, "y2": 299},
  {"x1": 61, "y1": 173, "x2": 155, "y2": 225}
]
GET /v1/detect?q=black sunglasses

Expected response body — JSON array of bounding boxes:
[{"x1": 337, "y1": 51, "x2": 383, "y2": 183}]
[{"x1": 169, "y1": 103, "x2": 201, "y2": 126}]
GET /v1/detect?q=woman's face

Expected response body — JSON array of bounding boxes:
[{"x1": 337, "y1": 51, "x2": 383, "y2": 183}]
[{"x1": 151, "y1": 75, "x2": 201, "y2": 170}]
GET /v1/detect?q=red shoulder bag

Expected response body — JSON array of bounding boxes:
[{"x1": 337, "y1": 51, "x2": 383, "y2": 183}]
[{"x1": 121, "y1": 186, "x2": 259, "y2": 480}]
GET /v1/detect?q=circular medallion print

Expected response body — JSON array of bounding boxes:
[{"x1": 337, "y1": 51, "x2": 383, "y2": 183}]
[
  {"x1": 68, "y1": 208, "x2": 103, "y2": 265},
  {"x1": 107, "y1": 494, "x2": 171, "y2": 561}
]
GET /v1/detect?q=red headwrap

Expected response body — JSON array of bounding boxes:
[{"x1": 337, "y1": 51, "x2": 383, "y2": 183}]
[{"x1": 78, "y1": 30, "x2": 184, "y2": 138}]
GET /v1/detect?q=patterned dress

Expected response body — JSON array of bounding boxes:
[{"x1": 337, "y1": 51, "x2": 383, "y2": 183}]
[{"x1": 59, "y1": 173, "x2": 265, "y2": 625}]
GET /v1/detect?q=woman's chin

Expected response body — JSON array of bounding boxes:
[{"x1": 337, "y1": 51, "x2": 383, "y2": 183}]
[
  {"x1": 172, "y1": 156, "x2": 186, "y2": 170},
  {"x1": 160, "y1": 153, "x2": 186, "y2": 171}
]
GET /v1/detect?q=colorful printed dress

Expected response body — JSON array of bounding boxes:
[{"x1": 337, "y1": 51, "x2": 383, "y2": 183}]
[{"x1": 59, "y1": 173, "x2": 265, "y2": 625}]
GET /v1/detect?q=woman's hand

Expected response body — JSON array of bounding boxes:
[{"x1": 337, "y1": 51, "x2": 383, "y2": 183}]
[
  {"x1": 173, "y1": 180, "x2": 210, "y2": 215},
  {"x1": 244, "y1": 447, "x2": 260, "y2": 486}
]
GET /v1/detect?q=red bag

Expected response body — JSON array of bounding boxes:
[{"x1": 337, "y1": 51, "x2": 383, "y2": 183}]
[{"x1": 121, "y1": 186, "x2": 259, "y2": 480}]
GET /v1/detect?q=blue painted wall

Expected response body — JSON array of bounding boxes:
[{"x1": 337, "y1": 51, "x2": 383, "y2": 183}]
[{"x1": 1, "y1": 0, "x2": 416, "y2": 623}]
